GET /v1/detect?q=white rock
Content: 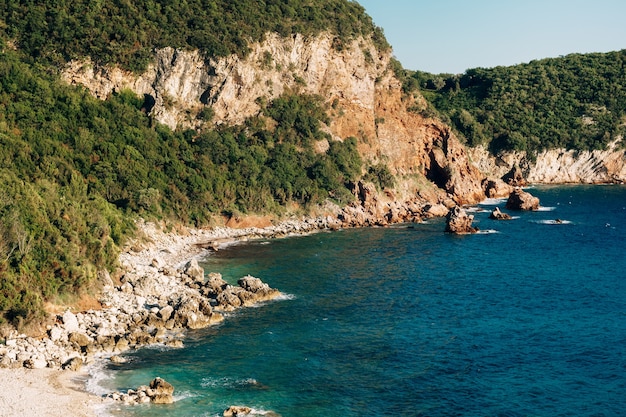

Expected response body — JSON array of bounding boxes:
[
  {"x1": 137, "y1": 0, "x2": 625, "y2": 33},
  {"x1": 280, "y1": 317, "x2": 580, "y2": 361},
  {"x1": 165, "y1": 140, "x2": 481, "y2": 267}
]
[{"x1": 63, "y1": 310, "x2": 80, "y2": 332}]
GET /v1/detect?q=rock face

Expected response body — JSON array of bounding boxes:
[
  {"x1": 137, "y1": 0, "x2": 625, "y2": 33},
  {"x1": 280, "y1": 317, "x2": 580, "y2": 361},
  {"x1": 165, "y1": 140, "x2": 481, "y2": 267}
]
[
  {"x1": 506, "y1": 188, "x2": 540, "y2": 211},
  {"x1": 489, "y1": 207, "x2": 512, "y2": 220},
  {"x1": 445, "y1": 206, "x2": 478, "y2": 234},
  {"x1": 469, "y1": 140, "x2": 626, "y2": 185},
  {"x1": 483, "y1": 178, "x2": 514, "y2": 198},
  {"x1": 61, "y1": 32, "x2": 486, "y2": 206}
]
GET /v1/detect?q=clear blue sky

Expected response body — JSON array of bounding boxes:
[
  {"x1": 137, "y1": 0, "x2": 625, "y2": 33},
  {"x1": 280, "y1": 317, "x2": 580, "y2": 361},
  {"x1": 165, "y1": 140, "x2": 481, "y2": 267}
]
[{"x1": 357, "y1": 0, "x2": 626, "y2": 74}]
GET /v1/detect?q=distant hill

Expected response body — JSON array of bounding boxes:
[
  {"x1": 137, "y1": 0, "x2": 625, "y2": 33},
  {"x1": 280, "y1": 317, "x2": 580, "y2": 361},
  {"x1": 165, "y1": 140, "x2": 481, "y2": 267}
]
[{"x1": 407, "y1": 50, "x2": 626, "y2": 154}]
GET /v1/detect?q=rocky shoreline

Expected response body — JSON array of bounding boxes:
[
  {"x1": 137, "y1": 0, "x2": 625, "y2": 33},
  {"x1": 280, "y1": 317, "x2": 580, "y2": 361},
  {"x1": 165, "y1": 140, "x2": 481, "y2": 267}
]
[
  {"x1": 0, "y1": 180, "x2": 533, "y2": 414},
  {"x1": 0, "y1": 178, "x2": 524, "y2": 373},
  {"x1": 0, "y1": 220, "x2": 313, "y2": 373}
]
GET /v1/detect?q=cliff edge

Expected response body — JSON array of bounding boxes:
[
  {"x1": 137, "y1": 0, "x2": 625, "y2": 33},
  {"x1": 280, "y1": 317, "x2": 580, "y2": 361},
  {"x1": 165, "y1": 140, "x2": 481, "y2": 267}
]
[{"x1": 62, "y1": 32, "x2": 486, "y2": 208}]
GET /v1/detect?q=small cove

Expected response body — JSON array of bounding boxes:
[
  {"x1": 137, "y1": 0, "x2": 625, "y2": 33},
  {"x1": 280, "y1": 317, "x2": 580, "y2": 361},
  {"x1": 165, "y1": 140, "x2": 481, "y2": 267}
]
[{"x1": 98, "y1": 185, "x2": 626, "y2": 417}]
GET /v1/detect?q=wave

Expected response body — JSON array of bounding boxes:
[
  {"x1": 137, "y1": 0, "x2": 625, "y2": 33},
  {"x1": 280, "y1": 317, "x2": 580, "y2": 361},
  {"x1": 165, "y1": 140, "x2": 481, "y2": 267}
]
[
  {"x1": 201, "y1": 377, "x2": 266, "y2": 390},
  {"x1": 205, "y1": 409, "x2": 275, "y2": 417},
  {"x1": 476, "y1": 229, "x2": 500, "y2": 234},
  {"x1": 479, "y1": 198, "x2": 508, "y2": 206},
  {"x1": 533, "y1": 219, "x2": 572, "y2": 225},
  {"x1": 465, "y1": 206, "x2": 488, "y2": 213},
  {"x1": 537, "y1": 206, "x2": 556, "y2": 212},
  {"x1": 275, "y1": 292, "x2": 297, "y2": 301},
  {"x1": 173, "y1": 389, "x2": 197, "y2": 402},
  {"x1": 84, "y1": 360, "x2": 115, "y2": 397}
]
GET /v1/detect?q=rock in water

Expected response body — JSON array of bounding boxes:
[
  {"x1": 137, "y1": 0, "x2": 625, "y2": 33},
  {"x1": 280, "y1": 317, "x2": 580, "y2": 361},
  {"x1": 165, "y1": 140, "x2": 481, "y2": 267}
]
[
  {"x1": 224, "y1": 406, "x2": 252, "y2": 416},
  {"x1": 505, "y1": 188, "x2": 540, "y2": 211},
  {"x1": 149, "y1": 377, "x2": 174, "y2": 404},
  {"x1": 445, "y1": 206, "x2": 478, "y2": 234},
  {"x1": 489, "y1": 207, "x2": 512, "y2": 220}
]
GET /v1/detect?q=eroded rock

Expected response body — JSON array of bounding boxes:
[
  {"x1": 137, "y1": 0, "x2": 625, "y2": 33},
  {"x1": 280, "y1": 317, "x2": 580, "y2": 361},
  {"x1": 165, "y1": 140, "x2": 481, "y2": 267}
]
[
  {"x1": 445, "y1": 206, "x2": 478, "y2": 234},
  {"x1": 506, "y1": 188, "x2": 540, "y2": 211},
  {"x1": 489, "y1": 207, "x2": 512, "y2": 220}
]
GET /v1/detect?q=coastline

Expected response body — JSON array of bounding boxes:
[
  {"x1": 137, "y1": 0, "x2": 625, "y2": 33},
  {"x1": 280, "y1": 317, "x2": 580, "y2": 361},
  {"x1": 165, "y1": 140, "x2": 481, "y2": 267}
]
[
  {"x1": 0, "y1": 195, "x2": 447, "y2": 416},
  {"x1": 0, "y1": 182, "x2": 619, "y2": 416},
  {"x1": 0, "y1": 217, "x2": 344, "y2": 416}
]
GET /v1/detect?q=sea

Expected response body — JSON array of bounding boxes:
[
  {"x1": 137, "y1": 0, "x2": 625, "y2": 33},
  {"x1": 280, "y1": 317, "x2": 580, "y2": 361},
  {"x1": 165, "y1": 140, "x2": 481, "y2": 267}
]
[{"x1": 92, "y1": 185, "x2": 626, "y2": 417}]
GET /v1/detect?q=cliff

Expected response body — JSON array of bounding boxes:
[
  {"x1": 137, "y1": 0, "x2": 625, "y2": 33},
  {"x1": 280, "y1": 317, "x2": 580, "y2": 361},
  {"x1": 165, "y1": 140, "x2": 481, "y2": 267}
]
[
  {"x1": 469, "y1": 139, "x2": 626, "y2": 184},
  {"x1": 61, "y1": 32, "x2": 486, "y2": 208}
]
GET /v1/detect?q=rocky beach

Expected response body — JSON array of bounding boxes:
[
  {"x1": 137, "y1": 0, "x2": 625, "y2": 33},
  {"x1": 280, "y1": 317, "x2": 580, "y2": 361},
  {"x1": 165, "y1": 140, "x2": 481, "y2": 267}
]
[
  {"x1": 0, "y1": 179, "x2": 538, "y2": 416},
  {"x1": 0, "y1": 194, "x2": 442, "y2": 416},
  {"x1": 0, "y1": 219, "x2": 322, "y2": 414}
]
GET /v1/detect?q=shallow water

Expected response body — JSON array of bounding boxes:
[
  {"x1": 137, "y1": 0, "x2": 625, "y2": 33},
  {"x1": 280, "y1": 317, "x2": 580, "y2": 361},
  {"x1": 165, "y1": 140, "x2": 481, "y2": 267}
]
[{"x1": 98, "y1": 185, "x2": 626, "y2": 416}]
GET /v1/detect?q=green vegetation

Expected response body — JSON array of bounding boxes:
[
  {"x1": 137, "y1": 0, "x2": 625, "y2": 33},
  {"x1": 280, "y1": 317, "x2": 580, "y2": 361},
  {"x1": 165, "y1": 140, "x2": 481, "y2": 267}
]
[
  {"x1": 0, "y1": 0, "x2": 388, "y2": 72},
  {"x1": 409, "y1": 50, "x2": 626, "y2": 154},
  {"x1": 0, "y1": 0, "x2": 387, "y2": 326},
  {"x1": 0, "y1": 46, "x2": 363, "y2": 325}
]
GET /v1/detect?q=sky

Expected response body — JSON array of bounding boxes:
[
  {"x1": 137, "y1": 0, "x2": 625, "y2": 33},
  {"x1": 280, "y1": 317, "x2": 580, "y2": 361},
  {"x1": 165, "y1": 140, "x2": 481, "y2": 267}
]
[{"x1": 357, "y1": 0, "x2": 626, "y2": 74}]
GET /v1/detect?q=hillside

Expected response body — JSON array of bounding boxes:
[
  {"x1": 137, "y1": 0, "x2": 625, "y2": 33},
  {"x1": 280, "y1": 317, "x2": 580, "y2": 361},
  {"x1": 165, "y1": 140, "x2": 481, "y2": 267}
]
[
  {"x1": 0, "y1": 1, "x2": 485, "y2": 326},
  {"x1": 0, "y1": 0, "x2": 389, "y2": 71},
  {"x1": 409, "y1": 51, "x2": 626, "y2": 154}
]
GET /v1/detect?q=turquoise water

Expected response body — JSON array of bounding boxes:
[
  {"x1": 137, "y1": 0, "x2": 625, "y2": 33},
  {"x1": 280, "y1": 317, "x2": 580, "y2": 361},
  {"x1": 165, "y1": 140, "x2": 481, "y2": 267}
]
[{"x1": 98, "y1": 185, "x2": 626, "y2": 416}]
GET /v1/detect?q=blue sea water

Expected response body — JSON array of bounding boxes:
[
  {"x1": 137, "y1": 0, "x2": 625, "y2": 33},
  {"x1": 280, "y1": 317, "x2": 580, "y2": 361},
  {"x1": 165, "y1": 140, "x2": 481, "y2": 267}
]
[{"x1": 97, "y1": 185, "x2": 626, "y2": 417}]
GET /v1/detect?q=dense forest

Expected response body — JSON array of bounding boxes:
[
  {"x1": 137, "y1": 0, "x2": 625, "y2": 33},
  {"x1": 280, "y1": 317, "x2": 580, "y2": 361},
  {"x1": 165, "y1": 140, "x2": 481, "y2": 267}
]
[
  {"x1": 0, "y1": 0, "x2": 388, "y2": 72},
  {"x1": 0, "y1": 0, "x2": 383, "y2": 326},
  {"x1": 407, "y1": 50, "x2": 626, "y2": 154}
]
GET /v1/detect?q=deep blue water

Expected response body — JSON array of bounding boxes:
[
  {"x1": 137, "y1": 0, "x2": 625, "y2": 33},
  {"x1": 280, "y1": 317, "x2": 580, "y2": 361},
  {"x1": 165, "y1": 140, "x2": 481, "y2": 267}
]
[{"x1": 97, "y1": 185, "x2": 626, "y2": 417}]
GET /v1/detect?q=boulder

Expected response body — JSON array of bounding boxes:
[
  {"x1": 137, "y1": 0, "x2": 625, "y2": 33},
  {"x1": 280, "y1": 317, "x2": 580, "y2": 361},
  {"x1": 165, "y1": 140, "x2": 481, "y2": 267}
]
[
  {"x1": 423, "y1": 203, "x2": 449, "y2": 218},
  {"x1": 48, "y1": 326, "x2": 65, "y2": 342},
  {"x1": 23, "y1": 357, "x2": 48, "y2": 369},
  {"x1": 203, "y1": 272, "x2": 228, "y2": 296},
  {"x1": 173, "y1": 295, "x2": 215, "y2": 329},
  {"x1": 505, "y1": 188, "x2": 540, "y2": 211},
  {"x1": 68, "y1": 332, "x2": 91, "y2": 348},
  {"x1": 110, "y1": 355, "x2": 127, "y2": 364},
  {"x1": 184, "y1": 259, "x2": 204, "y2": 282},
  {"x1": 149, "y1": 377, "x2": 174, "y2": 404},
  {"x1": 62, "y1": 310, "x2": 80, "y2": 333},
  {"x1": 238, "y1": 275, "x2": 281, "y2": 302},
  {"x1": 238, "y1": 275, "x2": 269, "y2": 293},
  {"x1": 62, "y1": 356, "x2": 83, "y2": 371},
  {"x1": 445, "y1": 206, "x2": 478, "y2": 234},
  {"x1": 158, "y1": 305, "x2": 174, "y2": 322},
  {"x1": 489, "y1": 207, "x2": 512, "y2": 220},
  {"x1": 224, "y1": 406, "x2": 253, "y2": 416},
  {"x1": 483, "y1": 178, "x2": 513, "y2": 198},
  {"x1": 216, "y1": 286, "x2": 244, "y2": 310}
]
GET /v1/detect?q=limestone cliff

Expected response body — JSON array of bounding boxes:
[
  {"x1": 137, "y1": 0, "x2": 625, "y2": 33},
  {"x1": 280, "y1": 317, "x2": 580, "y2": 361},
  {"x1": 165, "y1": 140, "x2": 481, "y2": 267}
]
[
  {"x1": 61, "y1": 32, "x2": 485, "y2": 207},
  {"x1": 469, "y1": 139, "x2": 626, "y2": 184}
]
